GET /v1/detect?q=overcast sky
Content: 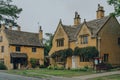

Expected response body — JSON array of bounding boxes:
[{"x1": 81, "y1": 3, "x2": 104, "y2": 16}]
[{"x1": 13, "y1": 0, "x2": 114, "y2": 36}]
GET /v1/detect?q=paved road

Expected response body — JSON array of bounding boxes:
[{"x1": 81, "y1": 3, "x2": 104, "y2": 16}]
[{"x1": 0, "y1": 72, "x2": 44, "y2": 80}]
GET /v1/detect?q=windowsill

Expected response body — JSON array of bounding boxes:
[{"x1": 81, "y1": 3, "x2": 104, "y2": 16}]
[
  {"x1": 57, "y1": 46, "x2": 64, "y2": 47},
  {"x1": 56, "y1": 62, "x2": 64, "y2": 64},
  {"x1": 80, "y1": 61, "x2": 91, "y2": 62},
  {"x1": 32, "y1": 52, "x2": 36, "y2": 53},
  {"x1": 15, "y1": 51, "x2": 21, "y2": 53},
  {"x1": 81, "y1": 43, "x2": 88, "y2": 44}
]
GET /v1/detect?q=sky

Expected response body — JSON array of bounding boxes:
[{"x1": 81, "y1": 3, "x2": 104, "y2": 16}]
[{"x1": 12, "y1": 0, "x2": 114, "y2": 37}]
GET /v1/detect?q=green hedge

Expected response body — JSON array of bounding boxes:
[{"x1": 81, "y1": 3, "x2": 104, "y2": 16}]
[{"x1": 0, "y1": 63, "x2": 7, "y2": 70}]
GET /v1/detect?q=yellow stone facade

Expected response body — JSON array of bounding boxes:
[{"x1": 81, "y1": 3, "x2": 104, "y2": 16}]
[
  {"x1": 49, "y1": 5, "x2": 120, "y2": 69},
  {"x1": 0, "y1": 25, "x2": 44, "y2": 69}
]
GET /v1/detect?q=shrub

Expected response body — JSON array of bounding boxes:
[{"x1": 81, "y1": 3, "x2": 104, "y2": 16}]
[
  {"x1": 58, "y1": 66, "x2": 65, "y2": 70},
  {"x1": 39, "y1": 65, "x2": 46, "y2": 68},
  {"x1": 47, "y1": 65, "x2": 53, "y2": 69},
  {"x1": 105, "y1": 63, "x2": 113, "y2": 70},
  {"x1": 0, "y1": 63, "x2": 7, "y2": 70},
  {"x1": 47, "y1": 65, "x2": 65, "y2": 70},
  {"x1": 30, "y1": 58, "x2": 39, "y2": 68},
  {"x1": 84, "y1": 66, "x2": 89, "y2": 70},
  {"x1": 71, "y1": 68, "x2": 88, "y2": 72}
]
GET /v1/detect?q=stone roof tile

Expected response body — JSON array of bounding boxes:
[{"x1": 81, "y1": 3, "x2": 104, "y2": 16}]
[
  {"x1": 62, "y1": 16, "x2": 110, "y2": 41},
  {"x1": 4, "y1": 29, "x2": 44, "y2": 47}
]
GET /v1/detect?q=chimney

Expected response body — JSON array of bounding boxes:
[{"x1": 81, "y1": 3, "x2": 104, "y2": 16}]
[
  {"x1": 96, "y1": 4, "x2": 105, "y2": 19},
  {"x1": 9, "y1": 23, "x2": 12, "y2": 30},
  {"x1": 74, "y1": 12, "x2": 81, "y2": 26},
  {"x1": 17, "y1": 25, "x2": 21, "y2": 31},
  {"x1": 39, "y1": 26, "x2": 43, "y2": 43},
  {"x1": 1, "y1": 24, "x2": 5, "y2": 30}
]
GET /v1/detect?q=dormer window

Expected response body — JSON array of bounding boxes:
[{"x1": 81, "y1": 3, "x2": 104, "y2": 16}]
[
  {"x1": 56, "y1": 38, "x2": 64, "y2": 47},
  {"x1": 80, "y1": 35, "x2": 88, "y2": 44}
]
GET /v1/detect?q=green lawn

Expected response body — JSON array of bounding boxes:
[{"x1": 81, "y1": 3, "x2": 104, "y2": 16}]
[
  {"x1": 6, "y1": 69, "x2": 95, "y2": 78},
  {"x1": 89, "y1": 74, "x2": 120, "y2": 80}
]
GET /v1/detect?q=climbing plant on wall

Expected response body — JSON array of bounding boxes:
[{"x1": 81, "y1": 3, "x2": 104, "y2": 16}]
[{"x1": 73, "y1": 46, "x2": 99, "y2": 59}]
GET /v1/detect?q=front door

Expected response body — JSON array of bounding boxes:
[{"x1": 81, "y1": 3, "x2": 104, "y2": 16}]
[
  {"x1": 13, "y1": 63, "x2": 18, "y2": 69},
  {"x1": 72, "y1": 56, "x2": 77, "y2": 68}
]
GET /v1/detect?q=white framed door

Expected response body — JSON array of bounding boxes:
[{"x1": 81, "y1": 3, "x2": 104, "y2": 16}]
[{"x1": 72, "y1": 56, "x2": 76, "y2": 68}]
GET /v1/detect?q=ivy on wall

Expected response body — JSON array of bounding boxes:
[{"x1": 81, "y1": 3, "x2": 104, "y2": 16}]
[
  {"x1": 73, "y1": 46, "x2": 99, "y2": 59},
  {"x1": 51, "y1": 48, "x2": 73, "y2": 60},
  {"x1": 51, "y1": 46, "x2": 99, "y2": 60}
]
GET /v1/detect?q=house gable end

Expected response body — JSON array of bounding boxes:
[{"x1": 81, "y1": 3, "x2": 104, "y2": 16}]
[
  {"x1": 77, "y1": 23, "x2": 92, "y2": 38},
  {"x1": 98, "y1": 16, "x2": 120, "y2": 36}
]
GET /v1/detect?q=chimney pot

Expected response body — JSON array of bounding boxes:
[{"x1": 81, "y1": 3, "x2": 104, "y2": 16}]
[
  {"x1": 74, "y1": 12, "x2": 81, "y2": 26},
  {"x1": 96, "y1": 4, "x2": 105, "y2": 19}
]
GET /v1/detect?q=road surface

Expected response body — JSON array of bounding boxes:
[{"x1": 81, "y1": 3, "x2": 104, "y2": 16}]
[{"x1": 0, "y1": 72, "x2": 44, "y2": 80}]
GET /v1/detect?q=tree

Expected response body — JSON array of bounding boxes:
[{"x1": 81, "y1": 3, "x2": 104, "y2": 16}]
[
  {"x1": 0, "y1": 0, "x2": 22, "y2": 26},
  {"x1": 107, "y1": 0, "x2": 120, "y2": 16},
  {"x1": 44, "y1": 33, "x2": 53, "y2": 56}
]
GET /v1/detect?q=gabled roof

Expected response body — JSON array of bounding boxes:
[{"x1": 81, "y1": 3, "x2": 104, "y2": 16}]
[
  {"x1": 62, "y1": 24, "x2": 83, "y2": 41},
  {"x1": 86, "y1": 16, "x2": 110, "y2": 36},
  {"x1": 4, "y1": 29, "x2": 44, "y2": 47},
  {"x1": 61, "y1": 16, "x2": 111, "y2": 41}
]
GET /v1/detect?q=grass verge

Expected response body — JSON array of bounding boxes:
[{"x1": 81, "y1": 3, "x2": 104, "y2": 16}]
[{"x1": 5, "y1": 68, "x2": 95, "y2": 78}]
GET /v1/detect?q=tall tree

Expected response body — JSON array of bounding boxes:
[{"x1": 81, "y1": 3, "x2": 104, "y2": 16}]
[
  {"x1": 44, "y1": 33, "x2": 53, "y2": 56},
  {"x1": 0, "y1": 0, "x2": 22, "y2": 26},
  {"x1": 107, "y1": 0, "x2": 120, "y2": 16}
]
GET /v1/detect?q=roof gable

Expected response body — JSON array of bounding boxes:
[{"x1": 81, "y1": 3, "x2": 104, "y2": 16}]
[
  {"x1": 96, "y1": 16, "x2": 119, "y2": 34},
  {"x1": 60, "y1": 16, "x2": 111, "y2": 41},
  {"x1": 53, "y1": 20, "x2": 69, "y2": 40},
  {"x1": 76, "y1": 22, "x2": 92, "y2": 37},
  {"x1": 62, "y1": 24, "x2": 80, "y2": 41},
  {"x1": 86, "y1": 16, "x2": 110, "y2": 36}
]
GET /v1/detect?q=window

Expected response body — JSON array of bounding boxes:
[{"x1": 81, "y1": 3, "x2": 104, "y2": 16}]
[
  {"x1": 56, "y1": 38, "x2": 64, "y2": 47},
  {"x1": 1, "y1": 46, "x2": 4, "y2": 53},
  {"x1": 32, "y1": 47, "x2": 36, "y2": 52},
  {"x1": 80, "y1": 56, "x2": 89, "y2": 62},
  {"x1": 103, "y1": 54, "x2": 109, "y2": 62},
  {"x1": 16, "y1": 46, "x2": 21, "y2": 52},
  {"x1": 0, "y1": 36, "x2": 3, "y2": 42},
  {"x1": 118, "y1": 38, "x2": 120, "y2": 45},
  {"x1": 0, "y1": 59, "x2": 4, "y2": 64},
  {"x1": 81, "y1": 35, "x2": 88, "y2": 44},
  {"x1": 55, "y1": 57, "x2": 64, "y2": 62}
]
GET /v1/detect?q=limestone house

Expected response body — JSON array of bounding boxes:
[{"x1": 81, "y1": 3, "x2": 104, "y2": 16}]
[
  {"x1": 49, "y1": 4, "x2": 120, "y2": 69},
  {"x1": 0, "y1": 25, "x2": 44, "y2": 69}
]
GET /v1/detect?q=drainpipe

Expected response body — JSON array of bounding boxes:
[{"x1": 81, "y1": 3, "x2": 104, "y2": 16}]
[{"x1": 97, "y1": 37, "x2": 101, "y2": 57}]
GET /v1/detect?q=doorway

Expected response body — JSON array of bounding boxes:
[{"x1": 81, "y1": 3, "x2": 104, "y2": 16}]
[{"x1": 72, "y1": 56, "x2": 77, "y2": 68}]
